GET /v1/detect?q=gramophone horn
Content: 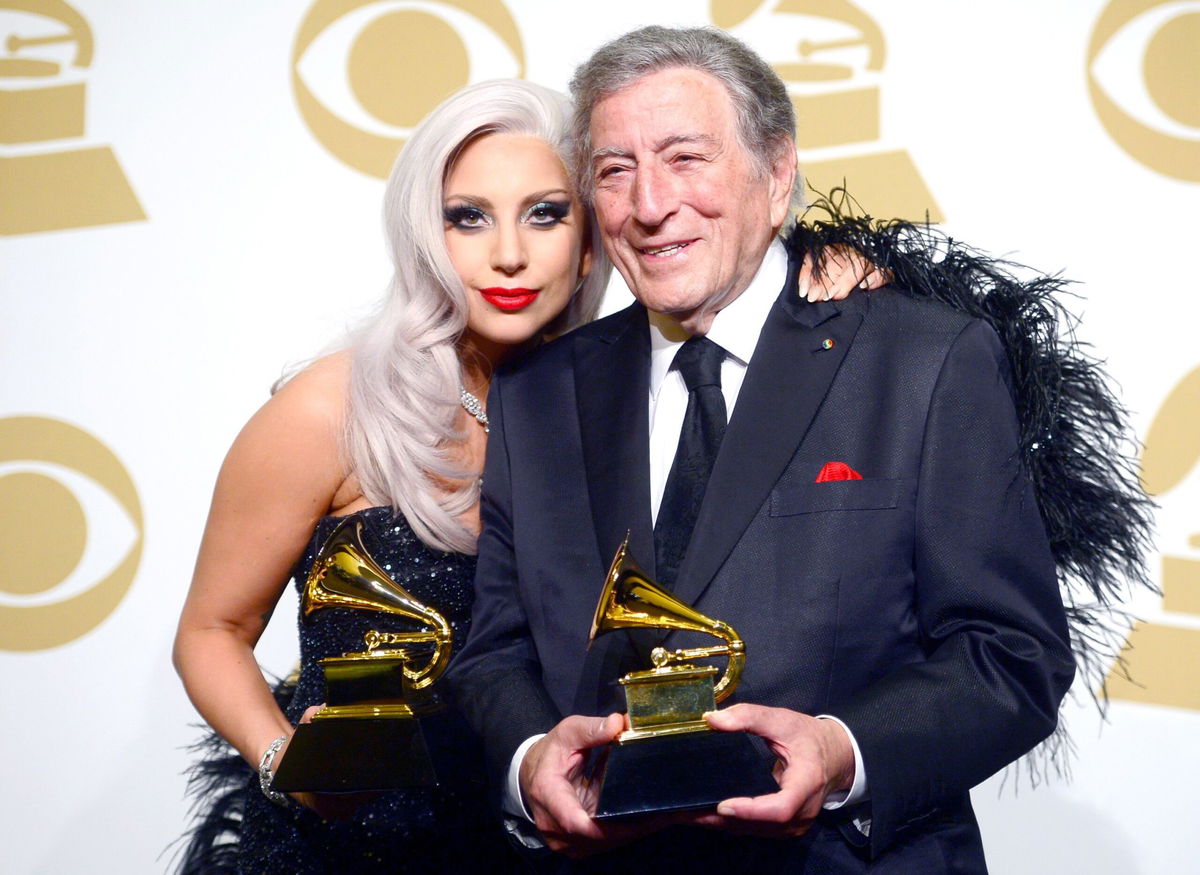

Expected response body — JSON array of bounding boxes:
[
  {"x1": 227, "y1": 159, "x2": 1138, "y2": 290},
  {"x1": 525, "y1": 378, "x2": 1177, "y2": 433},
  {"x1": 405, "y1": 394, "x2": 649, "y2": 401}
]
[
  {"x1": 302, "y1": 517, "x2": 452, "y2": 689},
  {"x1": 589, "y1": 538, "x2": 745, "y2": 701}
]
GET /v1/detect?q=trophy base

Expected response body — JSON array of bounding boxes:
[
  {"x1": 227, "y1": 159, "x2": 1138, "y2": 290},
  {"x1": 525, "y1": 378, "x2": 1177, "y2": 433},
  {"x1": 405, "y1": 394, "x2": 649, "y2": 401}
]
[
  {"x1": 592, "y1": 729, "x2": 777, "y2": 820},
  {"x1": 271, "y1": 716, "x2": 439, "y2": 793}
]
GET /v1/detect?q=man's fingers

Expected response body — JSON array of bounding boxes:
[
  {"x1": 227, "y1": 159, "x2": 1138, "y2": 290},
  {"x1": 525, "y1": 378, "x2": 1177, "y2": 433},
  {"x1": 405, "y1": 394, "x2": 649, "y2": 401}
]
[
  {"x1": 539, "y1": 785, "x2": 603, "y2": 837},
  {"x1": 537, "y1": 785, "x2": 672, "y2": 857},
  {"x1": 715, "y1": 786, "x2": 804, "y2": 822},
  {"x1": 704, "y1": 702, "x2": 790, "y2": 737},
  {"x1": 522, "y1": 712, "x2": 629, "y2": 856},
  {"x1": 525, "y1": 712, "x2": 687, "y2": 856},
  {"x1": 530, "y1": 770, "x2": 605, "y2": 848},
  {"x1": 699, "y1": 704, "x2": 842, "y2": 838},
  {"x1": 555, "y1": 712, "x2": 624, "y2": 751},
  {"x1": 685, "y1": 805, "x2": 814, "y2": 838},
  {"x1": 714, "y1": 779, "x2": 822, "y2": 839}
]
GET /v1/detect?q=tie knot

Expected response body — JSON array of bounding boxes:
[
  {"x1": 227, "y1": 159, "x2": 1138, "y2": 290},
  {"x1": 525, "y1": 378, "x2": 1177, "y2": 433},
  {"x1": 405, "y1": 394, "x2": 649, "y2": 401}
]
[{"x1": 673, "y1": 335, "x2": 725, "y2": 391}]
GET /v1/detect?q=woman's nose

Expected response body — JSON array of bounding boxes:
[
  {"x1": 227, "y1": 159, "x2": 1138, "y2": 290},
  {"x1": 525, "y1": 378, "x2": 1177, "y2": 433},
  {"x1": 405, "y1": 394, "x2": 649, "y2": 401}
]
[{"x1": 490, "y1": 223, "x2": 528, "y2": 274}]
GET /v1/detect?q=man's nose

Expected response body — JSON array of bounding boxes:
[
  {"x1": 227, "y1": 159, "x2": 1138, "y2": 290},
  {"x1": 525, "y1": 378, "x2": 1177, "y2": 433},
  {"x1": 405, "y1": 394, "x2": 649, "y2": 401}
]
[
  {"x1": 490, "y1": 222, "x2": 528, "y2": 274},
  {"x1": 631, "y1": 164, "x2": 679, "y2": 228}
]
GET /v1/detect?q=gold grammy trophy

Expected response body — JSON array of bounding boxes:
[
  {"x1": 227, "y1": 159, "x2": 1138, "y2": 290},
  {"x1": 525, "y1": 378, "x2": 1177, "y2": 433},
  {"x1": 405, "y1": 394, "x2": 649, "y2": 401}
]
[
  {"x1": 587, "y1": 539, "x2": 776, "y2": 818},
  {"x1": 270, "y1": 516, "x2": 454, "y2": 793}
]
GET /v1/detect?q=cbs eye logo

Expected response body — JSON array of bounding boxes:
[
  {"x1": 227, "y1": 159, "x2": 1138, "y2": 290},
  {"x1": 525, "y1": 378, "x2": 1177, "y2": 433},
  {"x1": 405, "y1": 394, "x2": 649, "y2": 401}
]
[
  {"x1": 292, "y1": 0, "x2": 525, "y2": 178},
  {"x1": 0, "y1": 417, "x2": 143, "y2": 650},
  {"x1": 1088, "y1": 0, "x2": 1200, "y2": 182}
]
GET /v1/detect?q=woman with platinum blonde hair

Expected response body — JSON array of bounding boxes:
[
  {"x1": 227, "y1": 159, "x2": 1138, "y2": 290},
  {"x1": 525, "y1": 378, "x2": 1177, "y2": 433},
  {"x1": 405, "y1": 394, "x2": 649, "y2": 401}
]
[
  {"x1": 174, "y1": 77, "x2": 871, "y2": 872},
  {"x1": 348, "y1": 78, "x2": 609, "y2": 555}
]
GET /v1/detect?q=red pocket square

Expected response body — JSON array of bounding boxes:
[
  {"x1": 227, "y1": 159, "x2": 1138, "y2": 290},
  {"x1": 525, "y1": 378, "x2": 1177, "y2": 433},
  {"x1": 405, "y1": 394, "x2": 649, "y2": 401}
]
[{"x1": 815, "y1": 461, "x2": 864, "y2": 482}]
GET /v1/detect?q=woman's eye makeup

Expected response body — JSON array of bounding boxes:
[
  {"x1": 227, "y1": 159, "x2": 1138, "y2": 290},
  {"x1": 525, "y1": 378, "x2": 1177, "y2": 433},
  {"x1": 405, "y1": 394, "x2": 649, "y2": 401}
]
[
  {"x1": 443, "y1": 204, "x2": 489, "y2": 229},
  {"x1": 524, "y1": 200, "x2": 571, "y2": 226},
  {"x1": 444, "y1": 199, "x2": 570, "y2": 230}
]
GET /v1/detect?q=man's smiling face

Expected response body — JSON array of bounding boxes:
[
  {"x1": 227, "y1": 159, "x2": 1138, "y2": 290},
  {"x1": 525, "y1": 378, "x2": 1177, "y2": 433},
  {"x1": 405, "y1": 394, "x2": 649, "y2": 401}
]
[{"x1": 588, "y1": 66, "x2": 794, "y2": 334}]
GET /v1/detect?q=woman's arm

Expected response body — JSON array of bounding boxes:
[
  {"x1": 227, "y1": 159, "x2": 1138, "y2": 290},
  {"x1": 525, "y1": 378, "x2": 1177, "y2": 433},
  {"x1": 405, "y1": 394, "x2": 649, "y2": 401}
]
[{"x1": 173, "y1": 354, "x2": 352, "y2": 772}]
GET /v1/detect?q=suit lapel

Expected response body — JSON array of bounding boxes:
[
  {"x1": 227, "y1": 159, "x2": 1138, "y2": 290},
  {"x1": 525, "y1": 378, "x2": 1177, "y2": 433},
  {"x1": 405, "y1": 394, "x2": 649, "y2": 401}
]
[
  {"x1": 572, "y1": 304, "x2": 656, "y2": 713},
  {"x1": 574, "y1": 302, "x2": 655, "y2": 568},
  {"x1": 672, "y1": 261, "x2": 866, "y2": 609}
]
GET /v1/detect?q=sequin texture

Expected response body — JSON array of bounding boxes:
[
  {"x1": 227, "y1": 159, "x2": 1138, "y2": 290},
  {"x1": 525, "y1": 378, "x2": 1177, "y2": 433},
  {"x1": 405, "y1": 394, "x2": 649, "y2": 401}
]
[{"x1": 233, "y1": 507, "x2": 516, "y2": 873}]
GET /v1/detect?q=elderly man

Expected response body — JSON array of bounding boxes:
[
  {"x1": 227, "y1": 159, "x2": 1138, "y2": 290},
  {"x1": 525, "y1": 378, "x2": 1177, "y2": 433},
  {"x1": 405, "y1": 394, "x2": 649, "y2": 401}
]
[{"x1": 449, "y1": 25, "x2": 1073, "y2": 872}]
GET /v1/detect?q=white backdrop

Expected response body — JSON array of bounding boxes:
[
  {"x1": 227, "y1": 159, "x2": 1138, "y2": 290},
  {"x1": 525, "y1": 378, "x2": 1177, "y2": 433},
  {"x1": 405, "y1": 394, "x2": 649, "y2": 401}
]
[{"x1": 2, "y1": 1, "x2": 1197, "y2": 872}]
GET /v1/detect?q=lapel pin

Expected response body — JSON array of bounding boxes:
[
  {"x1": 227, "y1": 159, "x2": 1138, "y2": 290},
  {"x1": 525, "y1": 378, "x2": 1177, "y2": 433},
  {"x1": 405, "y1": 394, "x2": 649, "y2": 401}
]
[{"x1": 820, "y1": 338, "x2": 835, "y2": 350}]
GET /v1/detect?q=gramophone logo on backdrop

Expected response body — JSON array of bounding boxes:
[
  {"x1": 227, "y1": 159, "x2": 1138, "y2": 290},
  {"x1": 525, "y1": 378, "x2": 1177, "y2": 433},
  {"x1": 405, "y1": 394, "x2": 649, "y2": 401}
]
[
  {"x1": 1088, "y1": 0, "x2": 1200, "y2": 182},
  {"x1": 1104, "y1": 368, "x2": 1200, "y2": 712},
  {"x1": 0, "y1": 417, "x2": 143, "y2": 650},
  {"x1": 293, "y1": 0, "x2": 524, "y2": 178},
  {"x1": 0, "y1": 1, "x2": 145, "y2": 235},
  {"x1": 712, "y1": 0, "x2": 943, "y2": 221}
]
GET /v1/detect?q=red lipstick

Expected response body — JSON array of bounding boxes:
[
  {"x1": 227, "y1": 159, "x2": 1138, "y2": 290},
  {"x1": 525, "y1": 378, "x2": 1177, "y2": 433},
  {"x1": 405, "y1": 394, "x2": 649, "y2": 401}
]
[{"x1": 479, "y1": 288, "x2": 539, "y2": 311}]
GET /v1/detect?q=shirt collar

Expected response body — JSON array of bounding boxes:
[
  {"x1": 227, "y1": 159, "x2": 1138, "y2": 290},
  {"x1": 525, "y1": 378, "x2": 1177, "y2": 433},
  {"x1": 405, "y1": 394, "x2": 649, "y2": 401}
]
[{"x1": 648, "y1": 238, "x2": 788, "y2": 393}]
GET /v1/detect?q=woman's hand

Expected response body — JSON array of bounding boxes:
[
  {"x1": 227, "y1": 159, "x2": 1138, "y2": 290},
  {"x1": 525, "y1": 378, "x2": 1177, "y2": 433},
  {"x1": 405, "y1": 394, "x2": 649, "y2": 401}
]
[
  {"x1": 273, "y1": 705, "x2": 378, "y2": 820},
  {"x1": 799, "y1": 245, "x2": 890, "y2": 302}
]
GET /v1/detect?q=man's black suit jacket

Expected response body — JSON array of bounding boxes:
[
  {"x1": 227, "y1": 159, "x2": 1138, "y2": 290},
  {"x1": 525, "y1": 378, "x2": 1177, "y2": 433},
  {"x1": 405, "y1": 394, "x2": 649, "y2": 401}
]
[{"x1": 448, "y1": 255, "x2": 1075, "y2": 871}]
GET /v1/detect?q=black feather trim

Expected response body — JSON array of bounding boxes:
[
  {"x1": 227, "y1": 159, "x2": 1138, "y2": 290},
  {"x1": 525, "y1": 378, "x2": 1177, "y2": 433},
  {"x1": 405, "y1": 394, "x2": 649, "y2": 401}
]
[
  {"x1": 788, "y1": 190, "x2": 1155, "y2": 777},
  {"x1": 167, "y1": 676, "x2": 298, "y2": 873}
]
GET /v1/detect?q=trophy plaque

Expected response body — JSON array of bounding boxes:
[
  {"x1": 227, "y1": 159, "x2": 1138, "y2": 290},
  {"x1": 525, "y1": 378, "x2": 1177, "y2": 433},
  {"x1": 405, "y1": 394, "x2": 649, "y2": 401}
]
[
  {"x1": 270, "y1": 517, "x2": 455, "y2": 793},
  {"x1": 587, "y1": 539, "x2": 777, "y2": 819}
]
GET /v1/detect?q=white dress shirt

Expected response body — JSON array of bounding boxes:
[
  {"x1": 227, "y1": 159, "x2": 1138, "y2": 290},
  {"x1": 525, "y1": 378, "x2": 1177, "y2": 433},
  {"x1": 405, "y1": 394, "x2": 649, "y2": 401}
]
[
  {"x1": 506, "y1": 240, "x2": 867, "y2": 824},
  {"x1": 647, "y1": 239, "x2": 788, "y2": 523}
]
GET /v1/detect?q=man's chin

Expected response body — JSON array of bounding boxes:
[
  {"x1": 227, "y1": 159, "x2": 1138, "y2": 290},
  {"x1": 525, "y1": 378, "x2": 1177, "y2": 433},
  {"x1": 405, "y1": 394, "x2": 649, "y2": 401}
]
[{"x1": 639, "y1": 299, "x2": 719, "y2": 335}]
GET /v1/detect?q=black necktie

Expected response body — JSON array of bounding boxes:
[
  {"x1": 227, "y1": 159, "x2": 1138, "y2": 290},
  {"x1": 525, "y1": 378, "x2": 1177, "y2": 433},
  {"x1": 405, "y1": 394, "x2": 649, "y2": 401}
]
[{"x1": 654, "y1": 335, "x2": 727, "y2": 590}]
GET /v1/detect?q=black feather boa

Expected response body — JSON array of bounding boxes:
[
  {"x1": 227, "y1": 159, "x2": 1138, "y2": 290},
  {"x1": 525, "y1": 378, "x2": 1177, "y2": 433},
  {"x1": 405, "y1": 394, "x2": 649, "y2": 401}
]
[
  {"x1": 169, "y1": 676, "x2": 297, "y2": 873},
  {"x1": 789, "y1": 193, "x2": 1156, "y2": 766}
]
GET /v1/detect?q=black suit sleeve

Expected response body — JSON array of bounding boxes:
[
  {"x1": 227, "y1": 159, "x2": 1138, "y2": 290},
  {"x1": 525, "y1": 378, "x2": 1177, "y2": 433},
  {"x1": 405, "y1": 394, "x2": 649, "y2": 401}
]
[
  {"x1": 833, "y1": 319, "x2": 1075, "y2": 854},
  {"x1": 445, "y1": 377, "x2": 562, "y2": 797}
]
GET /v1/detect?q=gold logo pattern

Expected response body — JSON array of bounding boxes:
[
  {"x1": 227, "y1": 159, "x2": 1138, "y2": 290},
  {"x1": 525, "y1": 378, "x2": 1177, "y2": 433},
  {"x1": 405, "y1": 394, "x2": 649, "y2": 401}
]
[
  {"x1": 1088, "y1": 0, "x2": 1200, "y2": 182},
  {"x1": 1104, "y1": 365, "x2": 1200, "y2": 711},
  {"x1": 292, "y1": 0, "x2": 524, "y2": 178},
  {"x1": 0, "y1": 0, "x2": 145, "y2": 235},
  {"x1": 712, "y1": 0, "x2": 943, "y2": 221},
  {"x1": 0, "y1": 416, "x2": 143, "y2": 650}
]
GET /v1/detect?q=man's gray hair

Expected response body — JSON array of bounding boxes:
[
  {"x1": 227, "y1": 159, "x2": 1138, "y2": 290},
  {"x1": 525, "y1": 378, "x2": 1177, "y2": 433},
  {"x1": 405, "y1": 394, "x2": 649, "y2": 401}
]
[{"x1": 569, "y1": 25, "x2": 798, "y2": 205}]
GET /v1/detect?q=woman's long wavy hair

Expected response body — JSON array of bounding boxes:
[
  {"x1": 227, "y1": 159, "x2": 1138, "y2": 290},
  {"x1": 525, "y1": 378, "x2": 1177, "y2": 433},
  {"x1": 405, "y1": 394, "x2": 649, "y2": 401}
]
[{"x1": 347, "y1": 79, "x2": 610, "y2": 553}]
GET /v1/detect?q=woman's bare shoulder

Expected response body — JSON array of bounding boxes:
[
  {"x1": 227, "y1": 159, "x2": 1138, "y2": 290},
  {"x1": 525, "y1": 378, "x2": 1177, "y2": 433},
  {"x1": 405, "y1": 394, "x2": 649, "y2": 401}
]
[
  {"x1": 272, "y1": 351, "x2": 372, "y2": 514},
  {"x1": 210, "y1": 350, "x2": 353, "y2": 510},
  {"x1": 269, "y1": 350, "x2": 352, "y2": 425}
]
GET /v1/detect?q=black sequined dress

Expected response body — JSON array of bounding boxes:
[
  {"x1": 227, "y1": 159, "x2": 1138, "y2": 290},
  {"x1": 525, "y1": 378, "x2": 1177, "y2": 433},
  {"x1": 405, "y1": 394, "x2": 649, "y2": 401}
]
[{"x1": 179, "y1": 506, "x2": 516, "y2": 874}]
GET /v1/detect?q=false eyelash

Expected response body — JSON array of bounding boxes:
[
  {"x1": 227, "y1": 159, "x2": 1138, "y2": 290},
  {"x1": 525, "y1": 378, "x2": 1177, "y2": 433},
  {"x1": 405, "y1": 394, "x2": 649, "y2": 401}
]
[
  {"x1": 526, "y1": 200, "x2": 571, "y2": 223},
  {"x1": 443, "y1": 205, "x2": 487, "y2": 226}
]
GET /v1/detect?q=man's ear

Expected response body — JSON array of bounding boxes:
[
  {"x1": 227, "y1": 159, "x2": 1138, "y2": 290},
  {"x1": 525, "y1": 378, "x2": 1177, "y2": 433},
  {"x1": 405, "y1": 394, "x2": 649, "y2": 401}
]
[{"x1": 766, "y1": 139, "x2": 798, "y2": 230}]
